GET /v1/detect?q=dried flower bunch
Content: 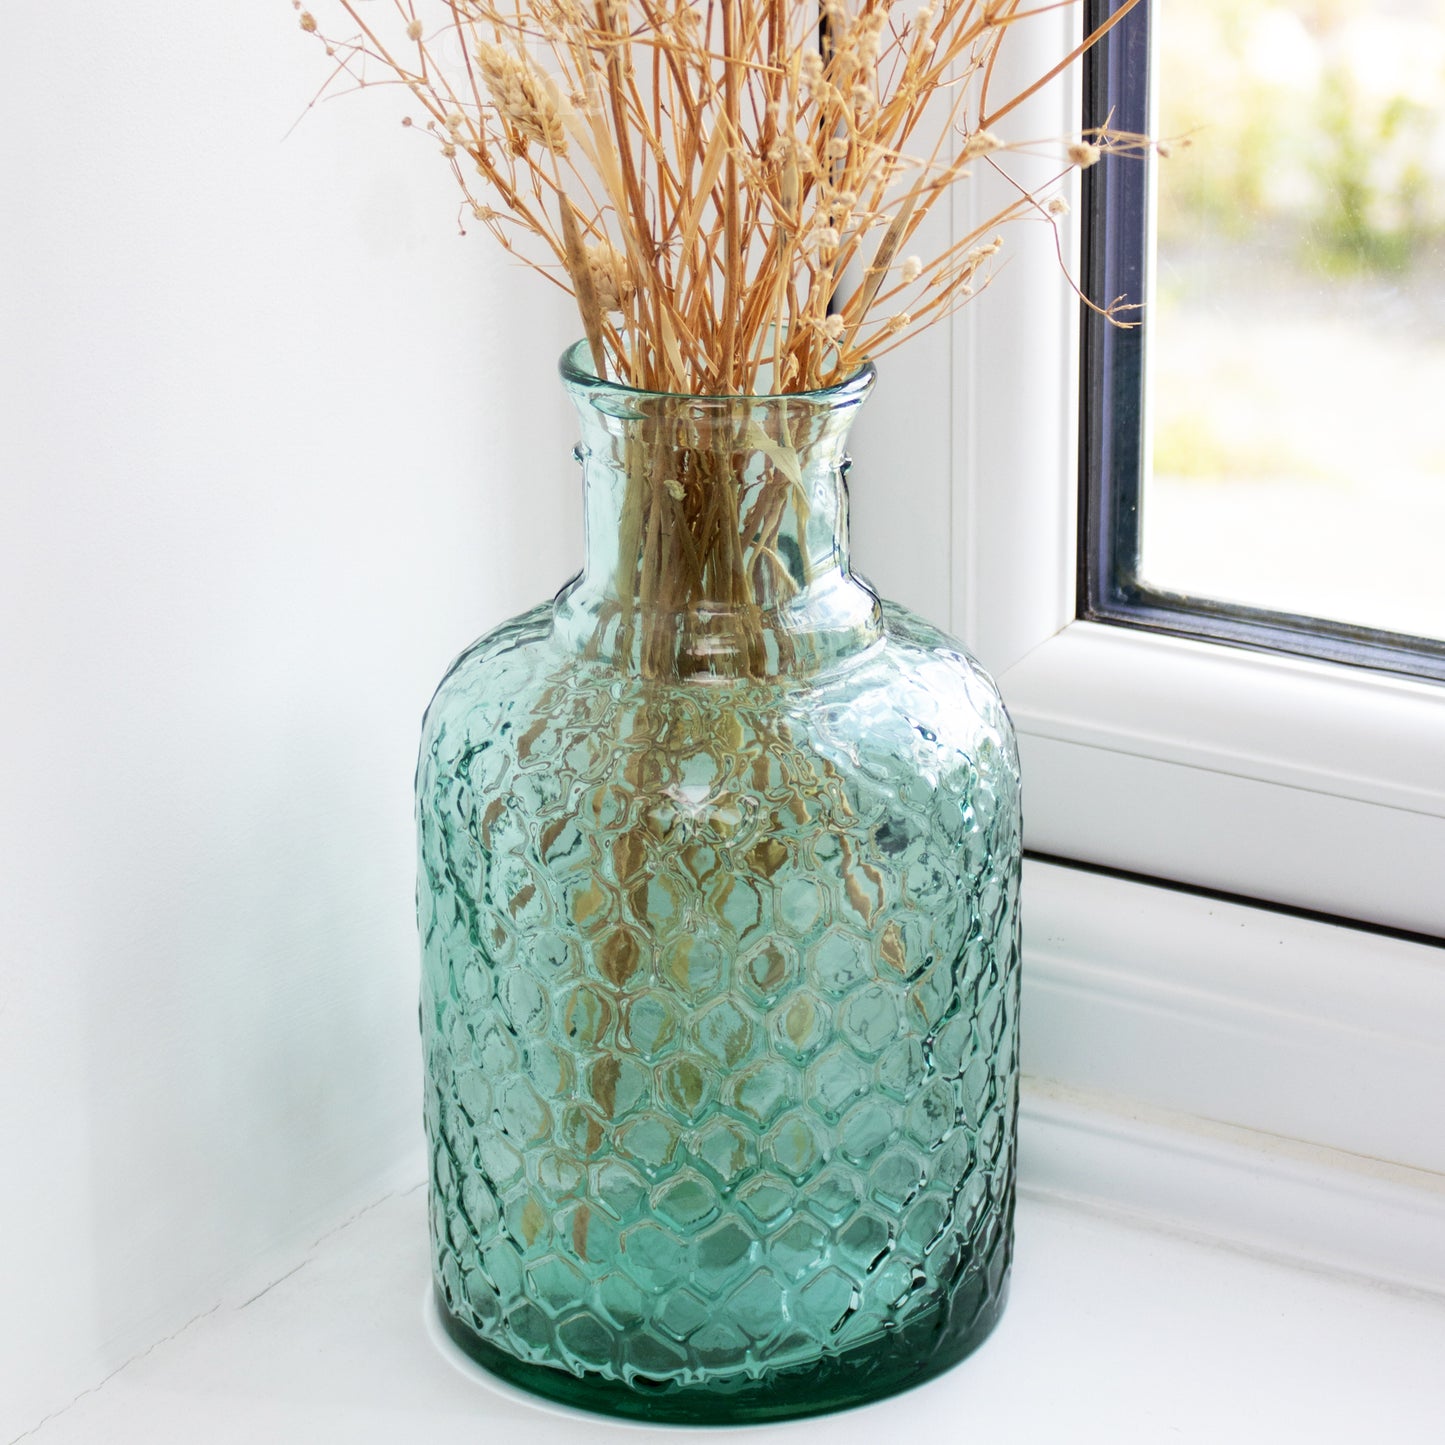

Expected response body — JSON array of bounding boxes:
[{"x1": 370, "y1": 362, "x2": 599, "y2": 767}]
[{"x1": 298, "y1": 0, "x2": 1146, "y2": 396}]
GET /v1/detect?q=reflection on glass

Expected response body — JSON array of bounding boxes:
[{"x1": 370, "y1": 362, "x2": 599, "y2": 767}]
[{"x1": 1144, "y1": 0, "x2": 1445, "y2": 643}]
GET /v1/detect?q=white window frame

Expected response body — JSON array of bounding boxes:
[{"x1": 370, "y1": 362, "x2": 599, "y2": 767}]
[{"x1": 949, "y1": 4, "x2": 1445, "y2": 941}]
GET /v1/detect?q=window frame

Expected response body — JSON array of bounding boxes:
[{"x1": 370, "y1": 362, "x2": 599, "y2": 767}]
[
  {"x1": 1078, "y1": 0, "x2": 1445, "y2": 684},
  {"x1": 947, "y1": 0, "x2": 1445, "y2": 941}
]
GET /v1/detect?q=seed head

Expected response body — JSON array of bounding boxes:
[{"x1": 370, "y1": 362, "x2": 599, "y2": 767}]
[
  {"x1": 854, "y1": 12, "x2": 885, "y2": 69},
  {"x1": 475, "y1": 42, "x2": 568, "y2": 154},
  {"x1": 585, "y1": 238, "x2": 633, "y2": 314}
]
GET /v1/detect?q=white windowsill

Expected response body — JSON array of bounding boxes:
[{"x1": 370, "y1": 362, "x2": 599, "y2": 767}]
[{"x1": 19, "y1": 1129, "x2": 1445, "y2": 1445}]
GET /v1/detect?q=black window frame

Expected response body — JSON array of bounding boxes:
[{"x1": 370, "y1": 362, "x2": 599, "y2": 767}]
[{"x1": 1078, "y1": 0, "x2": 1445, "y2": 684}]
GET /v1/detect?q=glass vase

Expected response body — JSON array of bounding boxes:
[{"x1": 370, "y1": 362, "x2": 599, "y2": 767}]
[{"x1": 417, "y1": 342, "x2": 1022, "y2": 1423}]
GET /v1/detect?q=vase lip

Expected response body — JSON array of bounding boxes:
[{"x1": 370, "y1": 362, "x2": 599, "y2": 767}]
[{"x1": 558, "y1": 339, "x2": 876, "y2": 410}]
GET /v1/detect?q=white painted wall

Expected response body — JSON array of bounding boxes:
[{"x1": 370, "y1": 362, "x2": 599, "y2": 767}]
[
  {"x1": 0, "y1": 7, "x2": 1001, "y2": 1439},
  {"x1": 0, "y1": 6, "x2": 590, "y2": 1434}
]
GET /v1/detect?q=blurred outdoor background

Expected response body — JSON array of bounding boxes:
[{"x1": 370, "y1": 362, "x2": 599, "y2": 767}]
[{"x1": 1144, "y1": 0, "x2": 1445, "y2": 643}]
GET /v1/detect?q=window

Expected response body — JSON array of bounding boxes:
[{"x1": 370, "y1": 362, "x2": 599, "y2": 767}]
[
  {"x1": 1082, "y1": 0, "x2": 1445, "y2": 683},
  {"x1": 943, "y1": 0, "x2": 1445, "y2": 940}
]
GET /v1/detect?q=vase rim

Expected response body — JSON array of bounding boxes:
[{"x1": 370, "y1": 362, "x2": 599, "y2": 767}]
[{"x1": 558, "y1": 339, "x2": 876, "y2": 409}]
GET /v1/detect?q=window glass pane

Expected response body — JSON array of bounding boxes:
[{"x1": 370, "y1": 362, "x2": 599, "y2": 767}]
[{"x1": 1144, "y1": 0, "x2": 1445, "y2": 643}]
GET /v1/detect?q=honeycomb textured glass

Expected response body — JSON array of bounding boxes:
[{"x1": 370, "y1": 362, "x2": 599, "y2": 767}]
[{"x1": 417, "y1": 346, "x2": 1022, "y2": 1423}]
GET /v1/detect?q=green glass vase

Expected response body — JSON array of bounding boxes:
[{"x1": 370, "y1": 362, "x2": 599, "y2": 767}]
[{"x1": 417, "y1": 343, "x2": 1021, "y2": 1423}]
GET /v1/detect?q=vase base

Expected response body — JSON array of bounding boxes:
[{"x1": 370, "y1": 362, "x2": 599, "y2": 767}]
[{"x1": 432, "y1": 1273, "x2": 1009, "y2": 1425}]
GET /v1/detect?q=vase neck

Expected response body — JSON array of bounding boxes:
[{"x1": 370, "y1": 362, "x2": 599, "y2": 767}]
[{"x1": 552, "y1": 355, "x2": 882, "y2": 680}]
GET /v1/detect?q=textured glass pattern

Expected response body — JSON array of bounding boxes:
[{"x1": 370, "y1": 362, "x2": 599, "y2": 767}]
[{"x1": 416, "y1": 351, "x2": 1021, "y2": 1423}]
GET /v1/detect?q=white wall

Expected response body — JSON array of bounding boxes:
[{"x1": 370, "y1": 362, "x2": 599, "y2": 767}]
[
  {"x1": 0, "y1": 7, "x2": 975, "y2": 1439},
  {"x1": 0, "y1": 6, "x2": 586, "y2": 1434}
]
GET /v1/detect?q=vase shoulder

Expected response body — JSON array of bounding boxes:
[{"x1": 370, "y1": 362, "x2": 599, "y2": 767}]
[{"x1": 420, "y1": 594, "x2": 1016, "y2": 788}]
